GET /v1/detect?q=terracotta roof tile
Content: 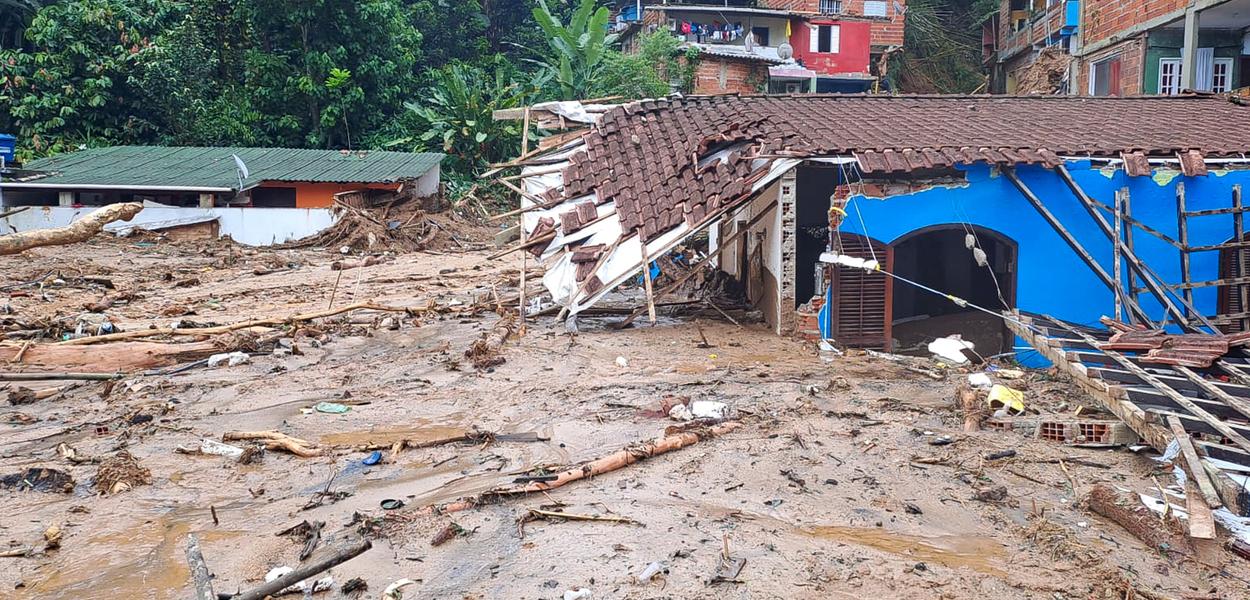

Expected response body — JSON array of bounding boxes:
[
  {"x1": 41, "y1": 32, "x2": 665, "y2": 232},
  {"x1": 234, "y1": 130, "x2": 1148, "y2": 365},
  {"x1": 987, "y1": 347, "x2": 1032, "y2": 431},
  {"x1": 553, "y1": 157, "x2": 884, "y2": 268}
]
[{"x1": 558, "y1": 95, "x2": 1250, "y2": 243}]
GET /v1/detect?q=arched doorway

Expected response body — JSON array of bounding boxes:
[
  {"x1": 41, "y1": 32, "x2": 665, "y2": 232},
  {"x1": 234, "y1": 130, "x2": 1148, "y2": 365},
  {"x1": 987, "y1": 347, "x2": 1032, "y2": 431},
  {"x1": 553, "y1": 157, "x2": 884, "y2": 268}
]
[{"x1": 889, "y1": 225, "x2": 1017, "y2": 355}]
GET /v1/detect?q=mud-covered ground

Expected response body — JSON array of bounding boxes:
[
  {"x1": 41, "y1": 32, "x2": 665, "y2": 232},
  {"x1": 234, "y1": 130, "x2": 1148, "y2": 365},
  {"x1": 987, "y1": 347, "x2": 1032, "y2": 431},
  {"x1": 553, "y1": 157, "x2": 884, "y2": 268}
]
[{"x1": 2, "y1": 233, "x2": 1248, "y2": 599}]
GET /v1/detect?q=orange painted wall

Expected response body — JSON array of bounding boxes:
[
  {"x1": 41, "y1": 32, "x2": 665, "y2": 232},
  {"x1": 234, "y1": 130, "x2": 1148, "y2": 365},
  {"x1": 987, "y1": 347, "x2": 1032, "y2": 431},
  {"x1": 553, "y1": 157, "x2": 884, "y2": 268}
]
[{"x1": 256, "y1": 182, "x2": 401, "y2": 208}]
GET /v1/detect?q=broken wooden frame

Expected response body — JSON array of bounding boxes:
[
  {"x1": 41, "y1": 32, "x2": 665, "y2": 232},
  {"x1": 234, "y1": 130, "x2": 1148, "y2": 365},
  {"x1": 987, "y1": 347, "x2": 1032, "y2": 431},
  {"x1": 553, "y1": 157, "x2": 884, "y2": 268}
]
[{"x1": 1008, "y1": 312, "x2": 1250, "y2": 515}]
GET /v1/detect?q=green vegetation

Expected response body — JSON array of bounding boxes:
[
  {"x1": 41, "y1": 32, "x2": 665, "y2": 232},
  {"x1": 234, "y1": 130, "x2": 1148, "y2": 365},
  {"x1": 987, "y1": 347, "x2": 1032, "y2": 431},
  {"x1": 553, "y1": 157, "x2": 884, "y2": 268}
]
[{"x1": 1, "y1": 0, "x2": 996, "y2": 185}]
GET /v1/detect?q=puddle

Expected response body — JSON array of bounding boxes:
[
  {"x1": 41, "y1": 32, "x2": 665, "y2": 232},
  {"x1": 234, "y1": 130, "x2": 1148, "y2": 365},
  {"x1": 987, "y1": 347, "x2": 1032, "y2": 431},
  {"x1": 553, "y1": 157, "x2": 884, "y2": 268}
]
[
  {"x1": 17, "y1": 505, "x2": 249, "y2": 600},
  {"x1": 802, "y1": 525, "x2": 1006, "y2": 575}
]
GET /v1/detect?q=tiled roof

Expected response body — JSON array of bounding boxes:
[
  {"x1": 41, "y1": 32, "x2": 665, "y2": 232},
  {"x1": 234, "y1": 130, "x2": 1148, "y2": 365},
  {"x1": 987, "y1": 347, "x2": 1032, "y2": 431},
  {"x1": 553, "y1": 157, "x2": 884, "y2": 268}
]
[
  {"x1": 558, "y1": 94, "x2": 1250, "y2": 242},
  {"x1": 20, "y1": 146, "x2": 444, "y2": 192}
]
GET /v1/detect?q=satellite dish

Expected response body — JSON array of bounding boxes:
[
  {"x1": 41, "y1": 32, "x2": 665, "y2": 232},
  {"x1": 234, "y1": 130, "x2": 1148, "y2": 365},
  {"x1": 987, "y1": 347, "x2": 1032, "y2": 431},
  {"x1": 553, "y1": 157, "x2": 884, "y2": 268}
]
[
  {"x1": 232, "y1": 154, "x2": 250, "y2": 191},
  {"x1": 778, "y1": 42, "x2": 794, "y2": 60}
]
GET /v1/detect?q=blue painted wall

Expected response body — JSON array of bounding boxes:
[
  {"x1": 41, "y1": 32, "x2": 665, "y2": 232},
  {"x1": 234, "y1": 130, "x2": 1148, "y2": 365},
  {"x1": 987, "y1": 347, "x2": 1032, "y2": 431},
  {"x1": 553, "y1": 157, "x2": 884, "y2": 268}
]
[{"x1": 821, "y1": 160, "x2": 1250, "y2": 364}]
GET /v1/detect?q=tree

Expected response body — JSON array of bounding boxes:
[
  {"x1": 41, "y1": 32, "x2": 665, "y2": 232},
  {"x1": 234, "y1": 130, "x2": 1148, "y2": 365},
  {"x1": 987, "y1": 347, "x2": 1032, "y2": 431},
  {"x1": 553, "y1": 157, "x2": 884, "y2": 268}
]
[
  {"x1": 400, "y1": 56, "x2": 542, "y2": 177},
  {"x1": 0, "y1": 0, "x2": 181, "y2": 157},
  {"x1": 529, "y1": 0, "x2": 616, "y2": 100},
  {"x1": 238, "y1": 0, "x2": 422, "y2": 149}
]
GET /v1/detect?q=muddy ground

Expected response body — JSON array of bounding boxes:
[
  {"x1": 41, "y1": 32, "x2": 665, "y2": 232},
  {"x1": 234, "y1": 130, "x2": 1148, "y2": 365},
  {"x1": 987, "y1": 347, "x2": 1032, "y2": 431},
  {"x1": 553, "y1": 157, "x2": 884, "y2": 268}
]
[{"x1": 2, "y1": 230, "x2": 1248, "y2": 599}]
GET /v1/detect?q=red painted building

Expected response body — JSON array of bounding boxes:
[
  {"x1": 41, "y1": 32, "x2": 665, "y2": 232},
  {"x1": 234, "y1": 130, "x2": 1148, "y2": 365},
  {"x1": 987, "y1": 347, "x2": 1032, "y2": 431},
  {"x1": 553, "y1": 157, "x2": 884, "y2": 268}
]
[{"x1": 616, "y1": 0, "x2": 906, "y2": 94}]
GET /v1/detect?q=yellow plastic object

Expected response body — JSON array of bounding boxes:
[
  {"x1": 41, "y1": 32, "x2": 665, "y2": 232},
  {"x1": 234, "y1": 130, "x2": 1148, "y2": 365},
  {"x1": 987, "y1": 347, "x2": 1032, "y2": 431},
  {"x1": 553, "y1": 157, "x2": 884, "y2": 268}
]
[{"x1": 987, "y1": 384, "x2": 1025, "y2": 416}]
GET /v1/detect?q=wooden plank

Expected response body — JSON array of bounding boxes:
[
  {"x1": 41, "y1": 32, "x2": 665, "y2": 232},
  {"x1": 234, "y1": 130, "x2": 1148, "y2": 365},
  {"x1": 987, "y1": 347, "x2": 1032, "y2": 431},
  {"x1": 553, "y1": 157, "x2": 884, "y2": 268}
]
[
  {"x1": 1084, "y1": 365, "x2": 1250, "y2": 400},
  {"x1": 1123, "y1": 387, "x2": 1249, "y2": 421},
  {"x1": 1048, "y1": 315, "x2": 1250, "y2": 455},
  {"x1": 1054, "y1": 167, "x2": 1191, "y2": 329},
  {"x1": 1188, "y1": 239, "x2": 1250, "y2": 253},
  {"x1": 1166, "y1": 415, "x2": 1225, "y2": 511},
  {"x1": 1089, "y1": 195, "x2": 1184, "y2": 249},
  {"x1": 1114, "y1": 188, "x2": 1124, "y2": 321},
  {"x1": 1004, "y1": 169, "x2": 1151, "y2": 324},
  {"x1": 1173, "y1": 365, "x2": 1250, "y2": 422},
  {"x1": 1177, "y1": 182, "x2": 1195, "y2": 314},
  {"x1": 1235, "y1": 184, "x2": 1248, "y2": 332},
  {"x1": 1184, "y1": 205, "x2": 1250, "y2": 217},
  {"x1": 1185, "y1": 479, "x2": 1218, "y2": 539}
]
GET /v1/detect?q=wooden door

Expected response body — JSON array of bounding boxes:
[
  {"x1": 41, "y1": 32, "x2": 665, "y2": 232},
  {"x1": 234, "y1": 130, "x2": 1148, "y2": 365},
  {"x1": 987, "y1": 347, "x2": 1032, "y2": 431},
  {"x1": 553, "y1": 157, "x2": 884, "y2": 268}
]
[{"x1": 830, "y1": 232, "x2": 893, "y2": 350}]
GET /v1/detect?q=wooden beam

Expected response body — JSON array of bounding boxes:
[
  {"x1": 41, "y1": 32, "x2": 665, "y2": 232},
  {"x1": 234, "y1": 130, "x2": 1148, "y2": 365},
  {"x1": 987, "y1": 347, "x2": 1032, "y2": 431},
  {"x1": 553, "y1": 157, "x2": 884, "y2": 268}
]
[
  {"x1": 1173, "y1": 365, "x2": 1250, "y2": 422},
  {"x1": 1054, "y1": 166, "x2": 1194, "y2": 330},
  {"x1": 615, "y1": 202, "x2": 779, "y2": 329},
  {"x1": 1120, "y1": 188, "x2": 1130, "y2": 320},
  {"x1": 1090, "y1": 195, "x2": 1183, "y2": 249},
  {"x1": 1235, "y1": 184, "x2": 1248, "y2": 332},
  {"x1": 1166, "y1": 415, "x2": 1225, "y2": 511},
  {"x1": 1122, "y1": 190, "x2": 1141, "y2": 314},
  {"x1": 1004, "y1": 168, "x2": 1151, "y2": 324},
  {"x1": 1177, "y1": 182, "x2": 1195, "y2": 313},
  {"x1": 1185, "y1": 206, "x2": 1250, "y2": 217},
  {"x1": 1187, "y1": 239, "x2": 1250, "y2": 253},
  {"x1": 1057, "y1": 321, "x2": 1250, "y2": 455}
]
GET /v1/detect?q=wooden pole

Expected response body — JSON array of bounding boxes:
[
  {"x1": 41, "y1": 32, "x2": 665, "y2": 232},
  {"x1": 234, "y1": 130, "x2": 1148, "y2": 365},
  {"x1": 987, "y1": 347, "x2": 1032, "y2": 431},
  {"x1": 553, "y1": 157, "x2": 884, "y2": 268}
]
[
  {"x1": 1123, "y1": 189, "x2": 1140, "y2": 318},
  {"x1": 1177, "y1": 182, "x2": 1194, "y2": 316},
  {"x1": 1234, "y1": 184, "x2": 1247, "y2": 332},
  {"x1": 1165, "y1": 415, "x2": 1225, "y2": 511},
  {"x1": 1114, "y1": 188, "x2": 1124, "y2": 322},
  {"x1": 1004, "y1": 168, "x2": 1151, "y2": 324},
  {"x1": 518, "y1": 108, "x2": 531, "y2": 337},
  {"x1": 1052, "y1": 166, "x2": 1198, "y2": 330},
  {"x1": 229, "y1": 539, "x2": 371, "y2": 600},
  {"x1": 642, "y1": 254, "x2": 657, "y2": 324}
]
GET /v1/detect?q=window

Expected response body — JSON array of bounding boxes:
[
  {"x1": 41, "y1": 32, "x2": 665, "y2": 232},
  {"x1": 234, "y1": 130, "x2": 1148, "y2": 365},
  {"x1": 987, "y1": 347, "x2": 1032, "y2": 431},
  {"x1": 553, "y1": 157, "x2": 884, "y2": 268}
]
[
  {"x1": 819, "y1": 0, "x2": 843, "y2": 15},
  {"x1": 863, "y1": 1, "x2": 888, "y2": 17},
  {"x1": 1158, "y1": 53, "x2": 1234, "y2": 95},
  {"x1": 809, "y1": 24, "x2": 840, "y2": 54},
  {"x1": 751, "y1": 26, "x2": 770, "y2": 46},
  {"x1": 1159, "y1": 58, "x2": 1181, "y2": 95},
  {"x1": 1213, "y1": 58, "x2": 1234, "y2": 93},
  {"x1": 1089, "y1": 56, "x2": 1121, "y2": 96}
]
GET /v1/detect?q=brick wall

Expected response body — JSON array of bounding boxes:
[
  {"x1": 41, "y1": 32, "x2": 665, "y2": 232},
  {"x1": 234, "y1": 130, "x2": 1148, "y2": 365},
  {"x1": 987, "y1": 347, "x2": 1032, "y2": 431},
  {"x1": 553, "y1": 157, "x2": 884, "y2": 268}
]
[
  {"x1": 692, "y1": 57, "x2": 769, "y2": 95},
  {"x1": 1083, "y1": 0, "x2": 1187, "y2": 45},
  {"x1": 1075, "y1": 37, "x2": 1146, "y2": 95},
  {"x1": 762, "y1": 0, "x2": 906, "y2": 48}
]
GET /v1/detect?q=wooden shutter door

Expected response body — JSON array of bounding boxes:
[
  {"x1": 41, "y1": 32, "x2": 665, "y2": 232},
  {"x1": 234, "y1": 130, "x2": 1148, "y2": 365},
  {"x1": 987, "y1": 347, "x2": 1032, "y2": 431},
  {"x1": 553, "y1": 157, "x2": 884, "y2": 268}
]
[
  {"x1": 830, "y1": 233, "x2": 893, "y2": 350},
  {"x1": 1218, "y1": 246, "x2": 1250, "y2": 333}
]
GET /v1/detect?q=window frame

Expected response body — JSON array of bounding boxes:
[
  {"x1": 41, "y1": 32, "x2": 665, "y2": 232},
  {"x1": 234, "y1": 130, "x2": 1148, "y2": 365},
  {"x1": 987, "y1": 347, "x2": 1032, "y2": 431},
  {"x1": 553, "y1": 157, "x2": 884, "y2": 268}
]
[
  {"x1": 1089, "y1": 55, "x2": 1121, "y2": 96},
  {"x1": 1159, "y1": 57, "x2": 1182, "y2": 96},
  {"x1": 1213, "y1": 57, "x2": 1234, "y2": 93}
]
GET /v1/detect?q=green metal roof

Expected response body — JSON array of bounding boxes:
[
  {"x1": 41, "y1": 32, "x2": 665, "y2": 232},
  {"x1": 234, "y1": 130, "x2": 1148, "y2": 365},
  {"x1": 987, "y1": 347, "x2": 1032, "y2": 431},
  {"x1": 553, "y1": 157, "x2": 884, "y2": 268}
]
[{"x1": 14, "y1": 146, "x2": 444, "y2": 191}]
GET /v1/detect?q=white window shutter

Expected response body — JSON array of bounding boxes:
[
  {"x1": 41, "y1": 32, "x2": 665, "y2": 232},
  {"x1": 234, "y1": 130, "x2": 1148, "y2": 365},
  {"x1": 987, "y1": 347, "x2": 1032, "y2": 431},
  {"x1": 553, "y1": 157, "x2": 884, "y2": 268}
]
[
  {"x1": 809, "y1": 25, "x2": 819, "y2": 53},
  {"x1": 830, "y1": 25, "x2": 840, "y2": 54}
]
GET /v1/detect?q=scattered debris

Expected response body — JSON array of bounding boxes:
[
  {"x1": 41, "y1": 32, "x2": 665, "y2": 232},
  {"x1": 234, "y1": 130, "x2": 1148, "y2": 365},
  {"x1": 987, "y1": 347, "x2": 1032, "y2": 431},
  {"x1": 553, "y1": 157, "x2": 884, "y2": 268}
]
[
  {"x1": 0, "y1": 203, "x2": 143, "y2": 256},
  {"x1": 223, "y1": 431, "x2": 320, "y2": 457},
  {"x1": 1088, "y1": 484, "x2": 1191, "y2": 556},
  {"x1": 207, "y1": 351, "x2": 251, "y2": 368},
  {"x1": 94, "y1": 450, "x2": 151, "y2": 494},
  {"x1": 430, "y1": 522, "x2": 467, "y2": 546},
  {"x1": 0, "y1": 468, "x2": 74, "y2": 493}
]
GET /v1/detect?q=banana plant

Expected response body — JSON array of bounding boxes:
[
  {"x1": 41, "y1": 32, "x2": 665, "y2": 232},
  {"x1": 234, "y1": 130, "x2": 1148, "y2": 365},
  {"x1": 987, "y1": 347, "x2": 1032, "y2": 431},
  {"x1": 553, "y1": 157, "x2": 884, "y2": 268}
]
[{"x1": 530, "y1": 0, "x2": 617, "y2": 100}]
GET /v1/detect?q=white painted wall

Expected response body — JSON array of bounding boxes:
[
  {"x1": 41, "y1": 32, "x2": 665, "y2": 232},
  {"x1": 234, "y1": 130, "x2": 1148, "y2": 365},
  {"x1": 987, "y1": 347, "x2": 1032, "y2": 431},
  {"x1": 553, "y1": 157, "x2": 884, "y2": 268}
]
[
  {"x1": 711, "y1": 178, "x2": 784, "y2": 331},
  {"x1": 0, "y1": 205, "x2": 336, "y2": 247}
]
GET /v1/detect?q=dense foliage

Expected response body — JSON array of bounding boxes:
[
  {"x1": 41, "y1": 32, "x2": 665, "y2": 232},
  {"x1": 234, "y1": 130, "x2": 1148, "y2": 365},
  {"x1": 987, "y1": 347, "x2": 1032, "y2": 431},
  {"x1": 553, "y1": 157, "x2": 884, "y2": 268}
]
[{"x1": 2, "y1": 0, "x2": 996, "y2": 182}]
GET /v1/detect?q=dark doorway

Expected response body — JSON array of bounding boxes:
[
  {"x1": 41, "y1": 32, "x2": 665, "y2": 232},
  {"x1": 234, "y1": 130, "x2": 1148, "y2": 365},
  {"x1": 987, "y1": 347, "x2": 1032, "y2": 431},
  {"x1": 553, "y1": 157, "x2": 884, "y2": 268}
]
[
  {"x1": 890, "y1": 225, "x2": 1017, "y2": 355},
  {"x1": 795, "y1": 165, "x2": 839, "y2": 307}
]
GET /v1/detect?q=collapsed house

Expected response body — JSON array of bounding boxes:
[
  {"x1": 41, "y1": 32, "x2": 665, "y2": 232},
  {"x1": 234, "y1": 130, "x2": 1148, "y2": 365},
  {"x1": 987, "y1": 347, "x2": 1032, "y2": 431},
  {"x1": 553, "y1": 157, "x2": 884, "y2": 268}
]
[
  {"x1": 0, "y1": 146, "x2": 444, "y2": 245},
  {"x1": 500, "y1": 92, "x2": 1250, "y2": 518}
]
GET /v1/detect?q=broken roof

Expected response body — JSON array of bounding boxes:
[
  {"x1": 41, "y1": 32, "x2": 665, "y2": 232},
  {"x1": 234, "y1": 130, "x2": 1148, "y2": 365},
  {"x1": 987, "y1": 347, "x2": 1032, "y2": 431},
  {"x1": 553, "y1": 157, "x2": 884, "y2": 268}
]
[
  {"x1": 6, "y1": 146, "x2": 444, "y2": 192},
  {"x1": 505, "y1": 94, "x2": 1250, "y2": 316}
]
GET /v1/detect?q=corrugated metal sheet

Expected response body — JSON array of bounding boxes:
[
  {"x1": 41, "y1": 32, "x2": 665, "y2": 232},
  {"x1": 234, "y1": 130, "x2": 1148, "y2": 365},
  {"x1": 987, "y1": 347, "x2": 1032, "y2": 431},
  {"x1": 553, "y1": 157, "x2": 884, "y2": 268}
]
[{"x1": 21, "y1": 146, "x2": 444, "y2": 191}]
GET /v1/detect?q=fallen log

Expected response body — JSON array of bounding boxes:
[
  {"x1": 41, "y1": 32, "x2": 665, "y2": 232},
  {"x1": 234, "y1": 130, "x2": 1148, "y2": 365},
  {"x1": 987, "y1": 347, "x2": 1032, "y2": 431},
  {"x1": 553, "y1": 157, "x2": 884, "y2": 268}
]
[
  {"x1": 185, "y1": 534, "x2": 216, "y2": 600},
  {"x1": 0, "y1": 203, "x2": 143, "y2": 256},
  {"x1": 223, "y1": 431, "x2": 320, "y2": 457},
  {"x1": 1087, "y1": 484, "x2": 1191, "y2": 555},
  {"x1": 408, "y1": 422, "x2": 742, "y2": 518},
  {"x1": 57, "y1": 302, "x2": 415, "y2": 346},
  {"x1": 0, "y1": 340, "x2": 220, "y2": 373},
  {"x1": 465, "y1": 314, "x2": 516, "y2": 369},
  {"x1": 225, "y1": 538, "x2": 371, "y2": 600}
]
